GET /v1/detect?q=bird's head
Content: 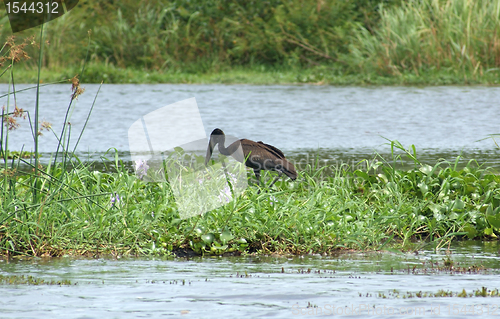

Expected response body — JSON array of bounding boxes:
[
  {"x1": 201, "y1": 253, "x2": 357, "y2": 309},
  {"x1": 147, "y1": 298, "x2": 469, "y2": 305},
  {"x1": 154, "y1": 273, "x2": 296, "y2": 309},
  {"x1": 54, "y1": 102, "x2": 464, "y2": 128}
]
[
  {"x1": 205, "y1": 128, "x2": 226, "y2": 165},
  {"x1": 211, "y1": 128, "x2": 224, "y2": 136}
]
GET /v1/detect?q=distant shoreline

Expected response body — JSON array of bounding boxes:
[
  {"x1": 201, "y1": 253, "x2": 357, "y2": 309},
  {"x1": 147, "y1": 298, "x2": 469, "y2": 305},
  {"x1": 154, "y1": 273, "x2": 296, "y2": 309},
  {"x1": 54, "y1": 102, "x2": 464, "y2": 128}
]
[{"x1": 3, "y1": 63, "x2": 500, "y2": 86}]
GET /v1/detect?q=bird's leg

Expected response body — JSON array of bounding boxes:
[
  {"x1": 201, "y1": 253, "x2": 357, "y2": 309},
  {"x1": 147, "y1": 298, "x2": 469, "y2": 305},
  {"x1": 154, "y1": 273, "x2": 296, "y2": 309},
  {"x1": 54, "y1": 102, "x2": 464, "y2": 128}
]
[
  {"x1": 253, "y1": 169, "x2": 261, "y2": 186},
  {"x1": 268, "y1": 171, "x2": 283, "y2": 189}
]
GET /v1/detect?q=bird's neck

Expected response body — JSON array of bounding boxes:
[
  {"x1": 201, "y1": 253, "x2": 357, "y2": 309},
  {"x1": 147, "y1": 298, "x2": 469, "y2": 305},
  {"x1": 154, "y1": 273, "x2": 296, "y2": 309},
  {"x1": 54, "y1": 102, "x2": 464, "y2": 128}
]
[{"x1": 217, "y1": 138, "x2": 240, "y2": 156}]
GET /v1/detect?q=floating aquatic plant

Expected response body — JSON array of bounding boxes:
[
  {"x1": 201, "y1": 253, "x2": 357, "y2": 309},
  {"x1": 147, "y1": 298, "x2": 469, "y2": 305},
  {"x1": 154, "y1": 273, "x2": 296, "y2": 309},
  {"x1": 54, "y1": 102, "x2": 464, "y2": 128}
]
[
  {"x1": 110, "y1": 193, "x2": 120, "y2": 207},
  {"x1": 134, "y1": 159, "x2": 149, "y2": 180}
]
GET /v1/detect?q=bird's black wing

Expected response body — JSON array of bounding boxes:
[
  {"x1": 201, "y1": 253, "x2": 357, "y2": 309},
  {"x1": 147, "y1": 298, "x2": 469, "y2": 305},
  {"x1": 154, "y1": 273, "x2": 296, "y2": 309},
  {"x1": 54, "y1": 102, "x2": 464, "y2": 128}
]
[{"x1": 257, "y1": 141, "x2": 285, "y2": 159}]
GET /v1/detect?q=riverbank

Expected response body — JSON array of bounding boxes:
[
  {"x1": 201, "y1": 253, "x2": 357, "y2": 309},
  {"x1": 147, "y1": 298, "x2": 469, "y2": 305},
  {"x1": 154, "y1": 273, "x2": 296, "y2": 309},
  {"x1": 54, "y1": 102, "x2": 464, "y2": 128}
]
[
  {"x1": 3, "y1": 63, "x2": 500, "y2": 86},
  {"x1": 3, "y1": 0, "x2": 499, "y2": 86}
]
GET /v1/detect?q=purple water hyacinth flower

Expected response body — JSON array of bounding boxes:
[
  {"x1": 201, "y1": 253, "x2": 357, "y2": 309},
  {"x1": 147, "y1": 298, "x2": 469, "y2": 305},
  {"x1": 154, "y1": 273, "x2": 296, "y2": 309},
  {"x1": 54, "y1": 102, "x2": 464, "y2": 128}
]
[
  {"x1": 218, "y1": 186, "x2": 232, "y2": 203},
  {"x1": 111, "y1": 193, "x2": 120, "y2": 206},
  {"x1": 215, "y1": 172, "x2": 239, "y2": 204},
  {"x1": 134, "y1": 159, "x2": 149, "y2": 180}
]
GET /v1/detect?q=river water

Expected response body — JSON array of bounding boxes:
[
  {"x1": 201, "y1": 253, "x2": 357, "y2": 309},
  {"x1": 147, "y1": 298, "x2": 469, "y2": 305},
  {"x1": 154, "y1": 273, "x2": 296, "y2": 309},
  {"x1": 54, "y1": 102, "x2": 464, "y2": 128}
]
[
  {"x1": 2, "y1": 84, "x2": 500, "y2": 169},
  {"x1": 1, "y1": 241, "x2": 499, "y2": 318}
]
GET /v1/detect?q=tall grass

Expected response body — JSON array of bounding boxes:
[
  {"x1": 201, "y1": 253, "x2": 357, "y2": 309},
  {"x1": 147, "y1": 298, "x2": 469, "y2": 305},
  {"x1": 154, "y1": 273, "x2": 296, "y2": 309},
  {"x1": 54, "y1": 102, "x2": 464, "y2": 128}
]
[
  {"x1": 349, "y1": 0, "x2": 500, "y2": 77},
  {"x1": 0, "y1": 0, "x2": 399, "y2": 71},
  {"x1": 87, "y1": 0, "x2": 390, "y2": 70},
  {"x1": 0, "y1": 25, "x2": 108, "y2": 256}
]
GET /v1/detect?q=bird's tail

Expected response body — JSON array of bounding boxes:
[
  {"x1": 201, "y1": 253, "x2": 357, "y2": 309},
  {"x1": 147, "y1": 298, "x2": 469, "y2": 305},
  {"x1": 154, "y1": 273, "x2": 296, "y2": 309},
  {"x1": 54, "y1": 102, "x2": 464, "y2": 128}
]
[{"x1": 279, "y1": 158, "x2": 298, "y2": 180}]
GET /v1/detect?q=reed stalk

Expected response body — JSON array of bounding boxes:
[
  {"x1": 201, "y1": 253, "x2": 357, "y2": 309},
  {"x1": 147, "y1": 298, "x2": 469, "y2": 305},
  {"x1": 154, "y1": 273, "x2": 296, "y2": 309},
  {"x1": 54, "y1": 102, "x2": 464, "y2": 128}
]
[{"x1": 33, "y1": 24, "x2": 44, "y2": 203}]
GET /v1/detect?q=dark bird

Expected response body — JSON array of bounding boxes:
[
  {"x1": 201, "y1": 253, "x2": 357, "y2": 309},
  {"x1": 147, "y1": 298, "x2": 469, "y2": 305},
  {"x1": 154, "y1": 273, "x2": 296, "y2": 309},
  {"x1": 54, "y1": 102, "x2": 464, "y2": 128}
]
[{"x1": 205, "y1": 128, "x2": 297, "y2": 189}]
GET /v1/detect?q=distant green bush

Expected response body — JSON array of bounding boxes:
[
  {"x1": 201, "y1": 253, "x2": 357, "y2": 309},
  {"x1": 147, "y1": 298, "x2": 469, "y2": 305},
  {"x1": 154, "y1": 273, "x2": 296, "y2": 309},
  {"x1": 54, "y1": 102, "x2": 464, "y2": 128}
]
[
  {"x1": 1, "y1": 0, "x2": 399, "y2": 70},
  {"x1": 1, "y1": 0, "x2": 499, "y2": 83}
]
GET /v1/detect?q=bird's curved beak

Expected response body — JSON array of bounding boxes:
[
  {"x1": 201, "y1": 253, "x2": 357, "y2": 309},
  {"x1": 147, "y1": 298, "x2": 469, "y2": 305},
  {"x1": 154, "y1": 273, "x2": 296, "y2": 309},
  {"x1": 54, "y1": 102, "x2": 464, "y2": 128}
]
[{"x1": 205, "y1": 137, "x2": 216, "y2": 166}]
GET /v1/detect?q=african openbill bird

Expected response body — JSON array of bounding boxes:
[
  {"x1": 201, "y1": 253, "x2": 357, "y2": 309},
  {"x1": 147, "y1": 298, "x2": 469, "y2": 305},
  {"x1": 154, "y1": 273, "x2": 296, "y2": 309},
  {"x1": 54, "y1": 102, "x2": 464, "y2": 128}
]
[{"x1": 205, "y1": 128, "x2": 297, "y2": 189}]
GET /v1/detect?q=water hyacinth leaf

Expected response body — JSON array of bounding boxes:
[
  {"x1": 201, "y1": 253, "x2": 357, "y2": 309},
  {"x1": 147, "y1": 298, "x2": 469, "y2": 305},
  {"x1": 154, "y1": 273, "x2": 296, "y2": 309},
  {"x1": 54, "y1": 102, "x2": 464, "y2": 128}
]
[
  {"x1": 486, "y1": 204, "x2": 493, "y2": 216},
  {"x1": 220, "y1": 230, "x2": 234, "y2": 244},
  {"x1": 192, "y1": 241, "x2": 205, "y2": 251},
  {"x1": 479, "y1": 204, "x2": 489, "y2": 213},
  {"x1": 484, "y1": 227, "x2": 497, "y2": 237},
  {"x1": 484, "y1": 190, "x2": 492, "y2": 203},
  {"x1": 419, "y1": 164, "x2": 433, "y2": 176},
  {"x1": 452, "y1": 199, "x2": 465, "y2": 211},
  {"x1": 377, "y1": 173, "x2": 388, "y2": 184},
  {"x1": 237, "y1": 238, "x2": 247, "y2": 244},
  {"x1": 440, "y1": 179, "x2": 450, "y2": 193},
  {"x1": 452, "y1": 181, "x2": 462, "y2": 189},
  {"x1": 486, "y1": 212, "x2": 500, "y2": 229},
  {"x1": 495, "y1": 206, "x2": 500, "y2": 215},
  {"x1": 468, "y1": 210, "x2": 479, "y2": 221},
  {"x1": 418, "y1": 182, "x2": 428, "y2": 195},
  {"x1": 371, "y1": 161, "x2": 383, "y2": 170},
  {"x1": 354, "y1": 170, "x2": 369, "y2": 181},
  {"x1": 174, "y1": 147, "x2": 184, "y2": 154},
  {"x1": 463, "y1": 223, "x2": 477, "y2": 239},
  {"x1": 477, "y1": 216, "x2": 488, "y2": 230},
  {"x1": 194, "y1": 227, "x2": 203, "y2": 235},
  {"x1": 211, "y1": 244, "x2": 228, "y2": 252},
  {"x1": 433, "y1": 210, "x2": 444, "y2": 221},
  {"x1": 201, "y1": 233, "x2": 215, "y2": 244},
  {"x1": 171, "y1": 219, "x2": 182, "y2": 226},
  {"x1": 492, "y1": 196, "x2": 500, "y2": 207},
  {"x1": 417, "y1": 215, "x2": 426, "y2": 223},
  {"x1": 195, "y1": 155, "x2": 205, "y2": 164}
]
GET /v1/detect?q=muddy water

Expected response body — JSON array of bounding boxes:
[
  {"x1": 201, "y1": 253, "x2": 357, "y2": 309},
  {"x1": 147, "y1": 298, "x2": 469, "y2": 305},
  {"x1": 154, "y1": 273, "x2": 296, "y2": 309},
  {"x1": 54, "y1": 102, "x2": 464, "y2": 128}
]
[{"x1": 1, "y1": 241, "x2": 499, "y2": 318}]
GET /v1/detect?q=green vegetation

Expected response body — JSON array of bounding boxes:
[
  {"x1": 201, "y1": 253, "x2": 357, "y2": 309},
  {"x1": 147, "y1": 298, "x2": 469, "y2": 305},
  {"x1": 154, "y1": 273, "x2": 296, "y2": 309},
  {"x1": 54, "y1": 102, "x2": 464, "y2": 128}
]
[
  {"x1": 8, "y1": 62, "x2": 500, "y2": 85},
  {"x1": 2, "y1": 150, "x2": 35, "y2": 159},
  {"x1": 1, "y1": 0, "x2": 499, "y2": 84},
  {"x1": 0, "y1": 274, "x2": 73, "y2": 285},
  {"x1": 350, "y1": 0, "x2": 500, "y2": 80},
  {"x1": 375, "y1": 287, "x2": 500, "y2": 299},
  {"x1": 1, "y1": 140, "x2": 500, "y2": 257}
]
